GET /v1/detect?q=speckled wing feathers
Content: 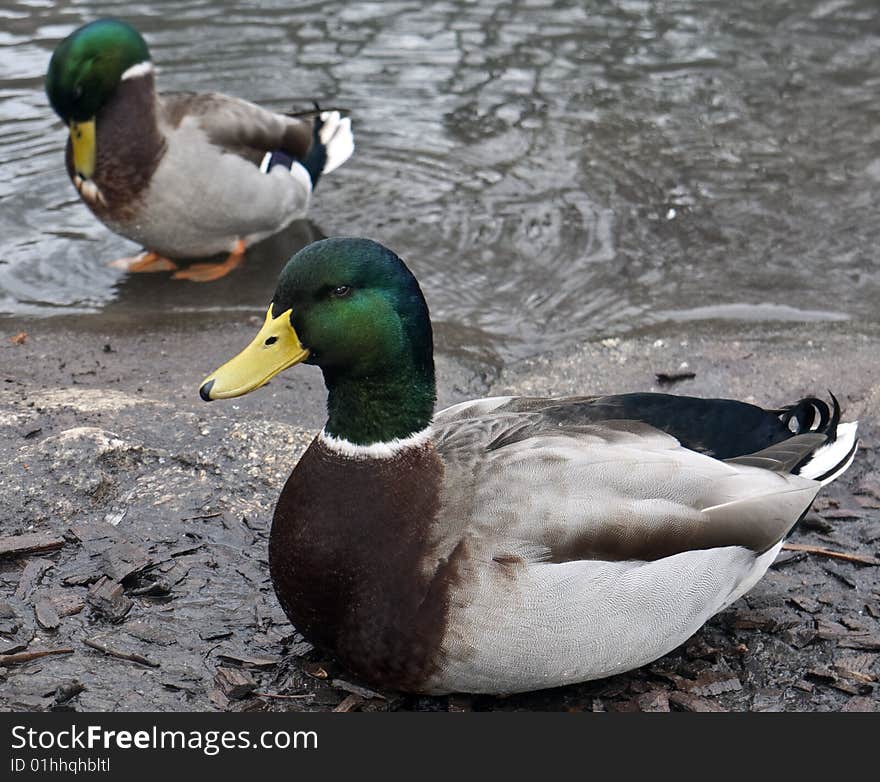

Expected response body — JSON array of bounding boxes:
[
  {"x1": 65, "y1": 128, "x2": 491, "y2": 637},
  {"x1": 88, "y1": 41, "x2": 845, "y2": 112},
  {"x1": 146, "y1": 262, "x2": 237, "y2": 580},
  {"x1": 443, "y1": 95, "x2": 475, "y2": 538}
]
[
  {"x1": 433, "y1": 413, "x2": 819, "y2": 562},
  {"x1": 160, "y1": 92, "x2": 312, "y2": 160}
]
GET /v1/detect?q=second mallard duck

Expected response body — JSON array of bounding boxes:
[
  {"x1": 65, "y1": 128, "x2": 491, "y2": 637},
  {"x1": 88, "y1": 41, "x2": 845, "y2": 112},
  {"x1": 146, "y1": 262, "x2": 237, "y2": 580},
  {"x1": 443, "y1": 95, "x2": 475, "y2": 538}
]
[
  {"x1": 200, "y1": 238, "x2": 858, "y2": 695},
  {"x1": 45, "y1": 19, "x2": 354, "y2": 281}
]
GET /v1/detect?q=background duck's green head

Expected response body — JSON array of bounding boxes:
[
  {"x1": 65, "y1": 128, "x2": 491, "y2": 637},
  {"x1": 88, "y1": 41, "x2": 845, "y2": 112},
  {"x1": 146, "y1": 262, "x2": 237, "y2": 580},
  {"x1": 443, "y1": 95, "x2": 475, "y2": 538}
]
[
  {"x1": 201, "y1": 238, "x2": 437, "y2": 445},
  {"x1": 46, "y1": 19, "x2": 150, "y2": 123}
]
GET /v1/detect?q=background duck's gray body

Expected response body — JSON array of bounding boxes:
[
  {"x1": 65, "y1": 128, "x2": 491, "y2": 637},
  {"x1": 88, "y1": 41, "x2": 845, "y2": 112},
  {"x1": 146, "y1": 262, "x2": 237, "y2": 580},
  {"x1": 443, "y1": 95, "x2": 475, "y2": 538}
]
[
  {"x1": 69, "y1": 72, "x2": 319, "y2": 258},
  {"x1": 111, "y1": 94, "x2": 314, "y2": 257}
]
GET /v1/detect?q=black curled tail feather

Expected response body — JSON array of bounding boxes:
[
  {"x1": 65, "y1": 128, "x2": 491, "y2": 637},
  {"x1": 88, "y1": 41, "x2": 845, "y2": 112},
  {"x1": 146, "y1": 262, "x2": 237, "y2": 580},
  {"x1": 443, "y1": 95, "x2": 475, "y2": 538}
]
[{"x1": 775, "y1": 393, "x2": 840, "y2": 442}]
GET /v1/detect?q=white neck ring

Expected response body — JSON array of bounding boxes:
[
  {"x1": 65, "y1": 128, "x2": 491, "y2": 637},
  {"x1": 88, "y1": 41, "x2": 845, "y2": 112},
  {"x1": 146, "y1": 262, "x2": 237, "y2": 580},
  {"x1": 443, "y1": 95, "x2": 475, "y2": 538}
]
[
  {"x1": 121, "y1": 61, "x2": 154, "y2": 81},
  {"x1": 318, "y1": 426, "x2": 433, "y2": 459}
]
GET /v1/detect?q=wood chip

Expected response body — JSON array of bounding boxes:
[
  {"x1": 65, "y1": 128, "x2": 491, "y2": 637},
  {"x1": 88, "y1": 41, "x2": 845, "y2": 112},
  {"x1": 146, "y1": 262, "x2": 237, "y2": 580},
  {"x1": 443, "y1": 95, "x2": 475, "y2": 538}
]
[
  {"x1": 14, "y1": 559, "x2": 52, "y2": 600},
  {"x1": 834, "y1": 653, "x2": 878, "y2": 680},
  {"x1": 100, "y1": 541, "x2": 152, "y2": 583},
  {"x1": 301, "y1": 660, "x2": 329, "y2": 679},
  {"x1": 782, "y1": 626, "x2": 817, "y2": 649},
  {"x1": 782, "y1": 543, "x2": 880, "y2": 567},
  {"x1": 682, "y1": 671, "x2": 742, "y2": 697},
  {"x1": 215, "y1": 652, "x2": 280, "y2": 670},
  {"x1": 770, "y1": 550, "x2": 808, "y2": 568},
  {"x1": 821, "y1": 508, "x2": 865, "y2": 521},
  {"x1": 0, "y1": 648, "x2": 74, "y2": 666},
  {"x1": 798, "y1": 513, "x2": 834, "y2": 533},
  {"x1": 829, "y1": 680, "x2": 865, "y2": 696},
  {"x1": 822, "y1": 565, "x2": 858, "y2": 589},
  {"x1": 0, "y1": 533, "x2": 65, "y2": 559},
  {"x1": 636, "y1": 690, "x2": 670, "y2": 712},
  {"x1": 855, "y1": 479, "x2": 880, "y2": 500},
  {"x1": 252, "y1": 692, "x2": 312, "y2": 700},
  {"x1": 806, "y1": 667, "x2": 837, "y2": 684},
  {"x1": 837, "y1": 633, "x2": 880, "y2": 651},
  {"x1": 49, "y1": 592, "x2": 86, "y2": 618},
  {"x1": 214, "y1": 666, "x2": 257, "y2": 700},
  {"x1": 208, "y1": 688, "x2": 230, "y2": 711},
  {"x1": 34, "y1": 599, "x2": 61, "y2": 631},
  {"x1": 83, "y1": 637, "x2": 159, "y2": 667},
  {"x1": 732, "y1": 608, "x2": 798, "y2": 631},
  {"x1": 788, "y1": 595, "x2": 821, "y2": 614},
  {"x1": 87, "y1": 576, "x2": 133, "y2": 623},
  {"x1": 330, "y1": 678, "x2": 386, "y2": 701},
  {"x1": 815, "y1": 617, "x2": 848, "y2": 640},
  {"x1": 668, "y1": 691, "x2": 726, "y2": 712},
  {"x1": 53, "y1": 680, "x2": 86, "y2": 704},
  {"x1": 332, "y1": 694, "x2": 364, "y2": 713}
]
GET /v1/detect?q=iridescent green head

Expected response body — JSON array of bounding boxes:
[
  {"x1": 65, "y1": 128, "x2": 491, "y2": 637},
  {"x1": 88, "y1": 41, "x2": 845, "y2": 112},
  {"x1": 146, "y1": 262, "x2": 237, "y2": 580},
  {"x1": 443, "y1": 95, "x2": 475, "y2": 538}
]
[
  {"x1": 46, "y1": 19, "x2": 150, "y2": 123},
  {"x1": 200, "y1": 238, "x2": 437, "y2": 444}
]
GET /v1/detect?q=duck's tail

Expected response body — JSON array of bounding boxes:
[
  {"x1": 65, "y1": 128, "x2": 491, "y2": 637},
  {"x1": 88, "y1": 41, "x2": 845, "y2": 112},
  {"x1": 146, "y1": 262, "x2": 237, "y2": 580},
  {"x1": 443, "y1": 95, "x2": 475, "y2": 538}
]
[
  {"x1": 263, "y1": 109, "x2": 354, "y2": 191},
  {"x1": 317, "y1": 110, "x2": 354, "y2": 175},
  {"x1": 297, "y1": 110, "x2": 353, "y2": 189},
  {"x1": 781, "y1": 395, "x2": 859, "y2": 486},
  {"x1": 727, "y1": 393, "x2": 859, "y2": 487},
  {"x1": 796, "y1": 420, "x2": 859, "y2": 486}
]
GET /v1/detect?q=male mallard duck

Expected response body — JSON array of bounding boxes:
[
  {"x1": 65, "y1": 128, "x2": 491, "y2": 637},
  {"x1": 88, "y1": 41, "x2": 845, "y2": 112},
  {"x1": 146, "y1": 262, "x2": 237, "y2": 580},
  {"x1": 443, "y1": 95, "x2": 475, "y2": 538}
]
[
  {"x1": 199, "y1": 238, "x2": 858, "y2": 695},
  {"x1": 45, "y1": 19, "x2": 354, "y2": 282}
]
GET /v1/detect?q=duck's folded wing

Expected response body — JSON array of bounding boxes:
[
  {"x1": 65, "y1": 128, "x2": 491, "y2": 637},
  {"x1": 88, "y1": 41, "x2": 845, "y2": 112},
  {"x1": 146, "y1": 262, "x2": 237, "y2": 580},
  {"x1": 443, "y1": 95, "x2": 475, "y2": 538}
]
[
  {"x1": 428, "y1": 418, "x2": 822, "y2": 693},
  {"x1": 434, "y1": 417, "x2": 821, "y2": 561},
  {"x1": 160, "y1": 92, "x2": 312, "y2": 161}
]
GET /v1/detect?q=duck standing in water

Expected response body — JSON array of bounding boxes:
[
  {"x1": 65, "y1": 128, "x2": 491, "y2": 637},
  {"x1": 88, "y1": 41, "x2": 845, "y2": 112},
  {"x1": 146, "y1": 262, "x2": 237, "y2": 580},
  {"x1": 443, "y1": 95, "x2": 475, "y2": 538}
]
[
  {"x1": 45, "y1": 19, "x2": 354, "y2": 282},
  {"x1": 199, "y1": 237, "x2": 858, "y2": 695}
]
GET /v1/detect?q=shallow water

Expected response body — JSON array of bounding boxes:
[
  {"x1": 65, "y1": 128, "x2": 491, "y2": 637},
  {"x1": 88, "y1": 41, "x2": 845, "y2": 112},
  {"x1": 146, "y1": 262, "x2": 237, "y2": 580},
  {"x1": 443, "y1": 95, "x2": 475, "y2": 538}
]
[{"x1": 1, "y1": 0, "x2": 878, "y2": 362}]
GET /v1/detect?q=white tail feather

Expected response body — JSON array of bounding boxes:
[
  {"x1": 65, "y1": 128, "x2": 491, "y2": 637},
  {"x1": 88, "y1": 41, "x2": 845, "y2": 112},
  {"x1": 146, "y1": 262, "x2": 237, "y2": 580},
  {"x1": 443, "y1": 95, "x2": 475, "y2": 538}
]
[
  {"x1": 319, "y1": 111, "x2": 354, "y2": 175},
  {"x1": 797, "y1": 421, "x2": 859, "y2": 486}
]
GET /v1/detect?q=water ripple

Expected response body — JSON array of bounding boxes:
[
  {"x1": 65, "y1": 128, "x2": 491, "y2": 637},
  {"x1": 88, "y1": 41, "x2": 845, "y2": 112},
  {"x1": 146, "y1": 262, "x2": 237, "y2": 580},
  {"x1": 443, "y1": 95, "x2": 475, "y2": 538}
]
[{"x1": 0, "y1": 0, "x2": 878, "y2": 364}]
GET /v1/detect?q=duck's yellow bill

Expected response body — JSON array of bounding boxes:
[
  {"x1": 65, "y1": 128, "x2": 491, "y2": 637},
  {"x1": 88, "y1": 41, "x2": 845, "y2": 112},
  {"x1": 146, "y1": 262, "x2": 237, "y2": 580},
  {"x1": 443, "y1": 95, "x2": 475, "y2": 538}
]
[
  {"x1": 70, "y1": 119, "x2": 96, "y2": 179},
  {"x1": 200, "y1": 305, "x2": 309, "y2": 401}
]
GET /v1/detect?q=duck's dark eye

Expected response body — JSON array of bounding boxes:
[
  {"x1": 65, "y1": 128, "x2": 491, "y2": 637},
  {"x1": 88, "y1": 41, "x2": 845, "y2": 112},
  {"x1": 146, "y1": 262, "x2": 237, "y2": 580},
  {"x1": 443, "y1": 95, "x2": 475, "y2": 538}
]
[
  {"x1": 264, "y1": 336, "x2": 278, "y2": 346},
  {"x1": 331, "y1": 285, "x2": 352, "y2": 298}
]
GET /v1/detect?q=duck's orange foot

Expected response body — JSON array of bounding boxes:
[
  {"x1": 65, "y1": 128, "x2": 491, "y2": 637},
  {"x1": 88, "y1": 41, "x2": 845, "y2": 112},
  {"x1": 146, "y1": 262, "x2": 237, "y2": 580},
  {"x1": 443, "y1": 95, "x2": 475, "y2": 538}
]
[
  {"x1": 172, "y1": 241, "x2": 246, "y2": 283},
  {"x1": 109, "y1": 251, "x2": 178, "y2": 273}
]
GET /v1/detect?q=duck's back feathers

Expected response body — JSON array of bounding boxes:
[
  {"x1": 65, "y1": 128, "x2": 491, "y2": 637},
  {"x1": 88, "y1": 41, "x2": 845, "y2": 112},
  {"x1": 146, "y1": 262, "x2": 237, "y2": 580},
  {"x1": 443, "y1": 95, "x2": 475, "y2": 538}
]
[{"x1": 160, "y1": 92, "x2": 313, "y2": 162}]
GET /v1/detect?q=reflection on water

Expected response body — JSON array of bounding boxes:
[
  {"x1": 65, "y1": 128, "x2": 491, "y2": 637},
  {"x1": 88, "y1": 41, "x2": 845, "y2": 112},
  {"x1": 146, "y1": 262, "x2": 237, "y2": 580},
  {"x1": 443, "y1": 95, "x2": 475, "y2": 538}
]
[{"x1": 1, "y1": 0, "x2": 878, "y2": 361}]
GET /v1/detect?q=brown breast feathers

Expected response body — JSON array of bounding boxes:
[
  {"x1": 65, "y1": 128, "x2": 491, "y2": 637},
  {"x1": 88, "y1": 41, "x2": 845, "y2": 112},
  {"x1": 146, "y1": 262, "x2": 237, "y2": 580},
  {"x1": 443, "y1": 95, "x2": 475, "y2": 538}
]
[{"x1": 269, "y1": 436, "x2": 466, "y2": 692}]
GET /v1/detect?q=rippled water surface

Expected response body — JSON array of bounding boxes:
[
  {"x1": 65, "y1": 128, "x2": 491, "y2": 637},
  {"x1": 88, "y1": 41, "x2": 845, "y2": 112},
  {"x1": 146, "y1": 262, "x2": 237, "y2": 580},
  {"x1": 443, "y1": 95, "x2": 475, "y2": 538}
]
[{"x1": 1, "y1": 0, "x2": 878, "y2": 360}]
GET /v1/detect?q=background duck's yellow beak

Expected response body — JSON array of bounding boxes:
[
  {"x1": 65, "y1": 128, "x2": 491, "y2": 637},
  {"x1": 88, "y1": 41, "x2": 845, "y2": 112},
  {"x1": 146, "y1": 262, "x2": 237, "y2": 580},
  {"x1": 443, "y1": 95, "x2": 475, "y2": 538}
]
[
  {"x1": 200, "y1": 305, "x2": 309, "y2": 401},
  {"x1": 70, "y1": 119, "x2": 96, "y2": 179}
]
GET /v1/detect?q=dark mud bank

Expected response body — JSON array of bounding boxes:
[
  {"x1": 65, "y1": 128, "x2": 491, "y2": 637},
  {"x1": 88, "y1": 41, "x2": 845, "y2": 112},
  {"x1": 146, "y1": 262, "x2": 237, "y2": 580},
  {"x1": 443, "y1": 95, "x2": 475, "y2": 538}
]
[{"x1": 1, "y1": 318, "x2": 878, "y2": 712}]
